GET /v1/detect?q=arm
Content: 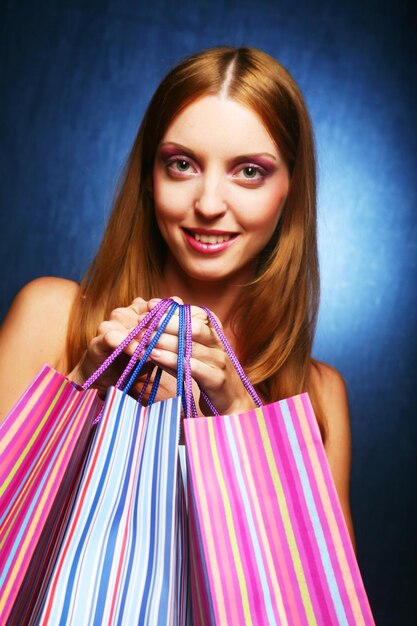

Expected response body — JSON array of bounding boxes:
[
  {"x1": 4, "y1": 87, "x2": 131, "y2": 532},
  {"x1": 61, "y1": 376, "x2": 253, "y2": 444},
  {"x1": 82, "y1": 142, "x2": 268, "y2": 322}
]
[
  {"x1": 312, "y1": 361, "x2": 356, "y2": 551},
  {"x1": 0, "y1": 280, "x2": 168, "y2": 420},
  {"x1": 0, "y1": 277, "x2": 79, "y2": 422}
]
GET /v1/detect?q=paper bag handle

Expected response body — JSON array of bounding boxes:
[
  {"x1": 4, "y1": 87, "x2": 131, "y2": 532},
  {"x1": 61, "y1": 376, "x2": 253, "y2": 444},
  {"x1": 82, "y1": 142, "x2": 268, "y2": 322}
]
[
  {"x1": 81, "y1": 297, "x2": 261, "y2": 420},
  {"x1": 81, "y1": 298, "x2": 174, "y2": 390},
  {"x1": 183, "y1": 303, "x2": 262, "y2": 417}
]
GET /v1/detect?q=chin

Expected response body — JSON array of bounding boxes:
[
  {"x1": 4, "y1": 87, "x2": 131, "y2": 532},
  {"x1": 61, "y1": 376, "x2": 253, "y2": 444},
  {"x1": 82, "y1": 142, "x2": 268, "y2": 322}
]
[{"x1": 183, "y1": 264, "x2": 251, "y2": 285}]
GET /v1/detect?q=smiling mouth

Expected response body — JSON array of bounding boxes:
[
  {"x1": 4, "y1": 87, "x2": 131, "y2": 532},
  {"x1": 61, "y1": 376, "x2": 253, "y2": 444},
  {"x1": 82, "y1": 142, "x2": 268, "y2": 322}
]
[{"x1": 184, "y1": 229, "x2": 237, "y2": 244}]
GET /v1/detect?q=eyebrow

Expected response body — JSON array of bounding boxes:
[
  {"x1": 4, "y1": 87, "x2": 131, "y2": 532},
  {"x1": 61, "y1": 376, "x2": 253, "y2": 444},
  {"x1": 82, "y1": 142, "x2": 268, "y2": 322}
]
[{"x1": 159, "y1": 141, "x2": 278, "y2": 162}]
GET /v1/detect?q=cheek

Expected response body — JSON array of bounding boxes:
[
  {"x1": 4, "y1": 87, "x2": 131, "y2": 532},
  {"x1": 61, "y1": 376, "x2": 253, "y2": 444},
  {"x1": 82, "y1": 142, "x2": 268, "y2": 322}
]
[
  {"x1": 153, "y1": 171, "x2": 190, "y2": 222},
  {"x1": 152, "y1": 169, "x2": 169, "y2": 218},
  {"x1": 261, "y1": 175, "x2": 290, "y2": 227},
  {"x1": 239, "y1": 183, "x2": 288, "y2": 232}
]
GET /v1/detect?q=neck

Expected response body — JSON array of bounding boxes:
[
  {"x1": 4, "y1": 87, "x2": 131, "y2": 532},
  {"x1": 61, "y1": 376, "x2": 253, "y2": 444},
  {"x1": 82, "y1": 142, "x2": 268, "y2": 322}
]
[{"x1": 157, "y1": 266, "x2": 250, "y2": 330}]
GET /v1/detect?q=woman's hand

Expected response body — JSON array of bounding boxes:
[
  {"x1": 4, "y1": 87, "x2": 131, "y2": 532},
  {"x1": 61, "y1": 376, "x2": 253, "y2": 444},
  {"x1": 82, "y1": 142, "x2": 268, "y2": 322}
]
[
  {"x1": 69, "y1": 295, "x2": 257, "y2": 415},
  {"x1": 146, "y1": 299, "x2": 257, "y2": 417},
  {"x1": 68, "y1": 297, "x2": 151, "y2": 395}
]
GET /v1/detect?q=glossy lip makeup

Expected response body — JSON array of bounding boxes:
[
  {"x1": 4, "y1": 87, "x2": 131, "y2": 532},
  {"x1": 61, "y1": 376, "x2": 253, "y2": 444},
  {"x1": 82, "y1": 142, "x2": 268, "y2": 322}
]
[{"x1": 182, "y1": 228, "x2": 238, "y2": 254}]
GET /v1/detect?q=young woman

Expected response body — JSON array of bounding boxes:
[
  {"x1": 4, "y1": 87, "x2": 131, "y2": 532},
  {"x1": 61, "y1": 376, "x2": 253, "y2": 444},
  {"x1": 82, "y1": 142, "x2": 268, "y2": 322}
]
[{"x1": 0, "y1": 46, "x2": 355, "y2": 545}]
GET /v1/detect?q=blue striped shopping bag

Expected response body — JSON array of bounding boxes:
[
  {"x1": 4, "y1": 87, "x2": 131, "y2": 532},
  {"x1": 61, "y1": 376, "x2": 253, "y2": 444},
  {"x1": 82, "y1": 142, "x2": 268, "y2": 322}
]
[{"x1": 34, "y1": 300, "x2": 190, "y2": 626}]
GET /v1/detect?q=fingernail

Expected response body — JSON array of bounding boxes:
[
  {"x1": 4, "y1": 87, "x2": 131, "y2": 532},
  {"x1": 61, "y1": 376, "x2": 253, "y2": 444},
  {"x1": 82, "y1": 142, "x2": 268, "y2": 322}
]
[{"x1": 148, "y1": 298, "x2": 161, "y2": 309}]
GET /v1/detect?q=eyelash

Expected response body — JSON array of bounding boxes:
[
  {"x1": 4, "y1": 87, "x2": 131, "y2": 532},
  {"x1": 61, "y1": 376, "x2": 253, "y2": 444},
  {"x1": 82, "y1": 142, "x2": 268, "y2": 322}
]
[
  {"x1": 164, "y1": 156, "x2": 270, "y2": 184},
  {"x1": 165, "y1": 157, "x2": 197, "y2": 176},
  {"x1": 232, "y1": 164, "x2": 268, "y2": 183}
]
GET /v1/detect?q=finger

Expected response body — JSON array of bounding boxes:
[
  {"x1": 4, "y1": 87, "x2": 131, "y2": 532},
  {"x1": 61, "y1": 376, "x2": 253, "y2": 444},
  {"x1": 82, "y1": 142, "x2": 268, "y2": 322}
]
[
  {"x1": 148, "y1": 331, "x2": 179, "y2": 355},
  {"x1": 189, "y1": 305, "x2": 211, "y2": 321},
  {"x1": 109, "y1": 306, "x2": 140, "y2": 330},
  {"x1": 100, "y1": 314, "x2": 146, "y2": 345},
  {"x1": 147, "y1": 348, "x2": 179, "y2": 379},
  {"x1": 103, "y1": 330, "x2": 140, "y2": 355},
  {"x1": 146, "y1": 314, "x2": 215, "y2": 347},
  {"x1": 187, "y1": 356, "x2": 251, "y2": 415},
  {"x1": 146, "y1": 298, "x2": 162, "y2": 311},
  {"x1": 146, "y1": 299, "x2": 215, "y2": 325},
  {"x1": 170, "y1": 295, "x2": 184, "y2": 305},
  {"x1": 145, "y1": 300, "x2": 213, "y2": 330},
  {"x1": 129, "y1": 297, "x2": 149, "y2": 316},
  {"x1": 148, "y1": 342, "x2": 247, "y2": 416},
  {"x1": 147, "y1": 295, "x2": 184, "y2": 311},
  {"x1": 95, "y1": 321, "x2": 141, "y2": 355},
  {"x1": 177, "y1": 355, "x2": 227, "y2": 397},
  {"x1": 149, "y1": 333, "x2": 227, "y2": 381}
]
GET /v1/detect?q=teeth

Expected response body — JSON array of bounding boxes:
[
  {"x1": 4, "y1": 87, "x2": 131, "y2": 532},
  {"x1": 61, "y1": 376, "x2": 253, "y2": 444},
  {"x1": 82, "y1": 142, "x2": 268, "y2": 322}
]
[{"x1": 194, "y1": 233, "x2": 232, "y2": 244}]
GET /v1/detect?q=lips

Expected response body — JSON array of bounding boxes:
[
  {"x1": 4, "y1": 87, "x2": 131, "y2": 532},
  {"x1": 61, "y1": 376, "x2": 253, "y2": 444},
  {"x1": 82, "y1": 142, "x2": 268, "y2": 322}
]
[{"x1": 183, "y1": 228, "x2": 238, "y2": 254}]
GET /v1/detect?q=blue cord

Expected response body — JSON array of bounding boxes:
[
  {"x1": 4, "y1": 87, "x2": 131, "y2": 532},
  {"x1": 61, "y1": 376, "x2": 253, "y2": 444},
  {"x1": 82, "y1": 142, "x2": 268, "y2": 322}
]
[
  {"x1": 177, "y1": 304, "x2": 185, "y2": 400},
  {"x1": 123, "y1": 301, "x2": 179, "y2": 394},
  {"x1": 147, "y1": 367, "x2": 163, "y2": 405}
]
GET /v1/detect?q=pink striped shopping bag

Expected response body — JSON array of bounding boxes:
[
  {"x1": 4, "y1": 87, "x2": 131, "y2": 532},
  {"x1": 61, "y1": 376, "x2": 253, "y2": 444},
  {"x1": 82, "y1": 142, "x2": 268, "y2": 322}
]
[
  {"x1": 184, "y1": 395, "x2": 375, "y2": 625},
  {"x1": 0, "y1": 365, "x2": 101, "y2": 626}
]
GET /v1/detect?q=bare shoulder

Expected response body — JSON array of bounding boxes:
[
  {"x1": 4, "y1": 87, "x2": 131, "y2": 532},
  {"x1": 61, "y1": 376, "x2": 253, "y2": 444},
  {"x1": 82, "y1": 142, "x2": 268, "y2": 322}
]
[
  {"x1": 0, "y1": 276, "x2": 79, "y2": 352},
  {"x1": 311, "y1": 360, "x2": 348, "y2": 402},
  {"x1": 5, "y1": 276, "x2": 80, "y2": 310},
  {"x1": 0, "y1": 277, "x2": 80, "y2": 420},
  {"x1": 311, "y1": 360, "x2": 350, "y2": 450},
  {"x1": 311, "y1": 360, "x2": 356, "y2": 548}
]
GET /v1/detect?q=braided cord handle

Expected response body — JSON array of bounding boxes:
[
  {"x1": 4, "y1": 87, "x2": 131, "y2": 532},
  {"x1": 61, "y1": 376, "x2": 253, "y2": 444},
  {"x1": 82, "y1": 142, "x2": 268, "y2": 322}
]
[
  {"x1": 147, "y1": 367, "x2": 163, "y2": 405},
  {"x1": 200, "y1": 306, "x2": 262, "y2": 409},
  {"x1": 87, "y1": 299, "x2": 178, "y2": 425},
  {"x1": 115, "y1": 299, "x2": 174, "y2": 391},
  {"x1": 184, "y1": 304, "x2": 198, "y2": 418},
  {"x1": 123, "y1": 301, "x2": 179, "y2": 395},
  {"x1": 80, "y1": 297, "x2": 260, "y2": 421},
  {"x1": 140, "y1": 304, "x2": 187, "y2": 407},
  {"x1": 82, "y1": 298, "x2": 172, "y2": 390},
  {"x1": 177, "y1": 304, "x2": 185, "y2": 400},
  {"x1": 181, "y1": 304, "x2": 262, "y2": 418}
]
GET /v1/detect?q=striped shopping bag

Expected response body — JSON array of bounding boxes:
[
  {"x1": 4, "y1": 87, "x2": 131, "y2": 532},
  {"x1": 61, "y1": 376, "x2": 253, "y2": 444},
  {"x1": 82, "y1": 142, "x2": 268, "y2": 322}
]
[
  {"x1": 36, "y1": 388, "x2": 187, "y2": 626},
  {"x1": 181, "y1": 305, "x2": 375, "y2": 626},
  {"x1": 0, "y1": 365, "x2": 101, "y2": 626},
  {"x1": 36, "y1": 299, "x2": 190, "y2": 626},
  {"x1": 184, "y1": 394, "x2": 375, "y2": 626}
]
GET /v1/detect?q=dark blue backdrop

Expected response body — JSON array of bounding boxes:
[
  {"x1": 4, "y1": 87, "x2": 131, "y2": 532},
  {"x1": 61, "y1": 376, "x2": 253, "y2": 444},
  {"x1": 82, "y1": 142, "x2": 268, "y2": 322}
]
[{"x1": 1, "y1": 0, "x2": 416, "y2": 623}]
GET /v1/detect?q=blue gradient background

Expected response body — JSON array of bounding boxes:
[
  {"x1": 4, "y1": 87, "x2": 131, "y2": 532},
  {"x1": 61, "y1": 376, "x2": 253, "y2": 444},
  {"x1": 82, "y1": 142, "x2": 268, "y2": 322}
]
[{"x1": 1, "y1": 0, "x2": 416, "y2": 622}]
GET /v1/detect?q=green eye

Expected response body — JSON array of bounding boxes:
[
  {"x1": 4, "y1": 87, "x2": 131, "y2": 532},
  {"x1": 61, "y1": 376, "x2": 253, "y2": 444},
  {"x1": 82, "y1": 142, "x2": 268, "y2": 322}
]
[
  {"x1": 243, "y1": 166, "x2": 257, "y2": 178},
  {"x1": 176, "y1": 160, "x2": 190, "y2": 171}
]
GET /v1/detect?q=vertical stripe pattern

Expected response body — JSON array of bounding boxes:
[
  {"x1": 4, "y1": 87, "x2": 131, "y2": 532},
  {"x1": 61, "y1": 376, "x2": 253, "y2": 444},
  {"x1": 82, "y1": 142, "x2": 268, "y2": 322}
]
[
  {"x1": 184, "y1": 392, "x2": 375, "y2": 626},
  {"x1": 0, "y1": 365, "x2": 101, "y2": 626},
  {"x1": 38, "y1": 387, "x2": 187, "y2": 626}
]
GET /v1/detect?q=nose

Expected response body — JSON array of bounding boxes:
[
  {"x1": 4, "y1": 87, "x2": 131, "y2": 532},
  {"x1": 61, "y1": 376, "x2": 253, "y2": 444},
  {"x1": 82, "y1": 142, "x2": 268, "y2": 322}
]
[{"x1": 194, "y1": 173, "x2": 227, "y2": 220}]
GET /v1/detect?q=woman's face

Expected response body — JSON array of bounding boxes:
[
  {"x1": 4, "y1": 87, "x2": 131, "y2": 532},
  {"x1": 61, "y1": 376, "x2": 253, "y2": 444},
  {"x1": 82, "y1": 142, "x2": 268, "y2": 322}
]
[{"x1": 152, "y1": 95, "x2": 290, "y2": 286}]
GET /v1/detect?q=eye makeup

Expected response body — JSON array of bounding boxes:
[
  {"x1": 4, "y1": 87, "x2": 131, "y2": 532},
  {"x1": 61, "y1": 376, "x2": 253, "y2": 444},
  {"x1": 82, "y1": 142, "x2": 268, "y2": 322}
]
[
  {"x1": 230, "y1": 157, "x2": 277, "y2": 186},
  {"x1": 232, "y1": 155, "x2": 276, "y2": 172},
  {"x1": 158, "y1": 144, "x2": 199, "y2": 177},
  {"x1": 157, "y1": 142, "x2": 279, "y2": 184},
  {"x1": 158, "y1": 144, "x2": 198, "y2": 164}
]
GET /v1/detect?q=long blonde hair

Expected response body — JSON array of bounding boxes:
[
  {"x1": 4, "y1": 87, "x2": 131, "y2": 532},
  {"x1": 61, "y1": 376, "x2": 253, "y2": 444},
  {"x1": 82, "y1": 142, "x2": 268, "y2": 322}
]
[{"x1": 67, "y1": 46, "x2": 324, "y2": 435}]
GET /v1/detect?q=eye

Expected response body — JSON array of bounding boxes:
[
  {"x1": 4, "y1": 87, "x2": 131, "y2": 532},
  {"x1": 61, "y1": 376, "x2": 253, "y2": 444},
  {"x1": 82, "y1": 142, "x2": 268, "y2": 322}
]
[
  {"x1": 232, "y1": 163, "x2": 267, "y2": 185},
  {"x1": 165, "y1": 157, "x2": 198, "y2": 177},
  {"x1": 241, "y1": 166, "x2": 261, "y2": 179},
  {"x1": 172, "y1": 159, "x2": 191, "y2": 172}
]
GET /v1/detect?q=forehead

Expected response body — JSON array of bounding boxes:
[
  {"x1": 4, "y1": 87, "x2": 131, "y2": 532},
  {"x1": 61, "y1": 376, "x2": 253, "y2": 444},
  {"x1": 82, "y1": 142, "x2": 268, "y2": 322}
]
[{"x1": 161, "y1": 95, "x2": 278, "y2": 157}]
